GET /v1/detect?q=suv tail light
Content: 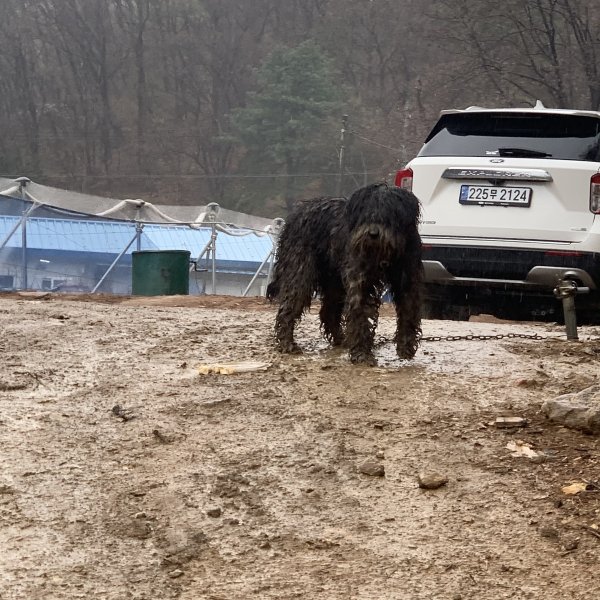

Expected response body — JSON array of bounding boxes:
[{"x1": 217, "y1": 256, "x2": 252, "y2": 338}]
[
  {"x1": 394, "y1": 167, "x2": 413, "y2": 191},
  {"x1": 591, "y1": 173, "x2": 600, "y2": 214}
]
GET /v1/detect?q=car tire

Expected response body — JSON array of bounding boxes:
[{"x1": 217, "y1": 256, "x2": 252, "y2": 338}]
[{"x1": 423, "y1": 301, "x2": 470, "y2": 321}]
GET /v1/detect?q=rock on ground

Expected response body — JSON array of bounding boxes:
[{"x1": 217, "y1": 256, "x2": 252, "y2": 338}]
[{"x1": 542, "y1": 384, "x2": 600, "y2": 435}]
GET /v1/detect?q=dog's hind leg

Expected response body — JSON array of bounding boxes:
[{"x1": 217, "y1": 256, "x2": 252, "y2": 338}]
[
  {"x1": 273, "y1": 258, "x2": 317, "y2": 354},
  {"x1": 318, "y1": 273, "x2": 346, "y2": 346},
  {"x1": 274, "y1": 300, "x2": 309, "y2": 354}
]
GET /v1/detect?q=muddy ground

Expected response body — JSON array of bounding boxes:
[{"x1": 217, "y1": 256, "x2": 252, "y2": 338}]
[{"x1": 0, "y1": 292, "x2": 599, "y2": 600}]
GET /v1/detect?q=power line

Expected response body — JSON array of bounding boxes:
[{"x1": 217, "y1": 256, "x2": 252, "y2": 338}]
[
  {"x1": 348, "y1": 130, "x2": 404, "y2": 153},
  {"x1": 0, "y1": 170, "x2": 385, "y2": 181}
]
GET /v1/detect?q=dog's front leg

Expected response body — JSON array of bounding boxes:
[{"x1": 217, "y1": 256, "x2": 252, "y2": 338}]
[
  {"x1": 344, "y1": 275, "x2": 379, "y2": 366},
  {"x1": 388, "y1": 245, "x2": 423, "y2": 360}
]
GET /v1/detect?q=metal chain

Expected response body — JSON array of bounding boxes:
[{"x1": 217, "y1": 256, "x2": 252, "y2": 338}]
[
  {"x1": 374, "y1": 331, "x2": 546, "y2": 347},
  {"x1": 420, "y1": 332, "x2": 546, "y2": 343}
]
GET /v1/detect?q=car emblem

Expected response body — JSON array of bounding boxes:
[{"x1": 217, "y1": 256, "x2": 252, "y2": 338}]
[{"x1": 489, "y1": 158, "x2": 505, "y2": 163}]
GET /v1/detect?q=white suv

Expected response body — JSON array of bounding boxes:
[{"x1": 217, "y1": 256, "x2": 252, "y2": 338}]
[{"x1": 396, "y1": 102, "x2": 600, "y2": 323}]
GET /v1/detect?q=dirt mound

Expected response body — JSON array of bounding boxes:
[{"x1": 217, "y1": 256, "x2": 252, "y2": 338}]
[{"x1": 2, "y1": 290, "x2": 275, "y2": 310}]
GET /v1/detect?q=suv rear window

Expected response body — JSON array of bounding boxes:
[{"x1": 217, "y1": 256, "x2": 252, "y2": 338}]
[{"x1": 418, "y1": 112, "x2": 600, "y2": 161}]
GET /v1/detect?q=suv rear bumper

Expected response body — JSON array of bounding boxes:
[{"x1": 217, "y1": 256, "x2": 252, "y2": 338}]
[
  {"x1": 424, "y1": 260, "x2": 597, "y2": 290},
  {"x1": 422, "y1": 245, "x2": 600, "y2": 289},
  {"x1": 421, "y1": 245, "x2": 600, "y2": 320}
]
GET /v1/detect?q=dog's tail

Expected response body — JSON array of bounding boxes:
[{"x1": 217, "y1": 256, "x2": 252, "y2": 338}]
[{"x1": 266, "y1": 279, "x2": 279, "y2": 301}]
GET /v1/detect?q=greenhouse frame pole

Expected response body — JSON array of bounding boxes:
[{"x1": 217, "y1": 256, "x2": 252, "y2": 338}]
[
  {"x1": 135, "y1": 222, "x2": 143, "y2": 251},
  {"x1": 210, "y1": 223, "x2": 217, "y2": 294},
  {"x1": 242, "y1": 248, "x2": 274, "y2": 297},
  {"x1": 191, "y1": 226, "x2": 218, "y2": 294},
  {"x1": 18, "y1": 178, "x2": 31, "y2": 290},
  {"x1": 0, "y1": 201, "x2": 38, "y2": 251},
  {"x1": 92, "y1": 227, "x2": 140, "y2": 293}
]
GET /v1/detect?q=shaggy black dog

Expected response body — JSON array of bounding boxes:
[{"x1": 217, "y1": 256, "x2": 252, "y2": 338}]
[{"x1": 267, "y1": 183, "x2": 423, "y2": 365}]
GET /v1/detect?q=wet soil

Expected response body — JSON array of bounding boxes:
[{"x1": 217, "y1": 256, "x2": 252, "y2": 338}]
[{"x1": 0, "y1": 292, "x2": 599, "y2": 599}]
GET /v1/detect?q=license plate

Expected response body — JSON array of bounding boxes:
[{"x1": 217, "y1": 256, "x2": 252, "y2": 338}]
[{"x1": 459, "y1": 185, "x2": 532, "y2": 206}]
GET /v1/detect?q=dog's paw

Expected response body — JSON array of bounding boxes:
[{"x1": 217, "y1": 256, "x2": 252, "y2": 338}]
[
  {"x1": 278, "y1": 342, "x2": 302, "y2": 355},
  {"x1": 396, "y1": 346, "x2": 416, "y2": 360},
  {"x1": 349, "y1": 351, "x2": 377, "y2": 366}
]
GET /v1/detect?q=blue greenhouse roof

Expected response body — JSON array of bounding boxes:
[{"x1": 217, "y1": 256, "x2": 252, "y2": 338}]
[{"x1": 0, "y1": 216, "x2": 274, "y2": 264}]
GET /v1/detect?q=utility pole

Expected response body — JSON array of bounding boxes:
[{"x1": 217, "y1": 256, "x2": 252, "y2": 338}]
[{"x1": 336, "y1": 114, "x2": 348, "y2": 196}]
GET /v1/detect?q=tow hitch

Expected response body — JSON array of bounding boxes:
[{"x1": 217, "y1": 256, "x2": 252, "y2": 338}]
[{"x1": 553, "y1": 279, "x2": 590, "y2": 340}]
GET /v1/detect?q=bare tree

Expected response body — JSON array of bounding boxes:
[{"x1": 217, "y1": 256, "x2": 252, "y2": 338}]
[
  {"x1": 431, "y1": 0, "x2": 600, "y2": 110},
  {"x1": 31, "y1": 0, "x2": 127, "y2": 183},
  {"x1": 150, "y1": 0, "x2": 273, "y2": 203},
  {"x1": 0, "y1": 0, "x2": 43, "y2": 174},
  {"x1": 114, "y1": 0, "x2": 151, "y2": 171},
  {"x1": 559, "y1": 0, "x2": 600, "y2": 109}
]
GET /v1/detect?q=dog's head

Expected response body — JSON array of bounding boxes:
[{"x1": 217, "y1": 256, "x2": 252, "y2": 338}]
[{"x1": 346, "y1": 183, "x2": 421, "y2": 262}]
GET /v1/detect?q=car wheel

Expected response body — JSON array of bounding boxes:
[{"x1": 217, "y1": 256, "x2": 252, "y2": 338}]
[{"x1": 423, "y1": 301, "x2": 470, "y2": 321}]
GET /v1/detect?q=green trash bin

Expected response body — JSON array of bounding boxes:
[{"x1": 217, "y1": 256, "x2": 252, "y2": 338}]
[{"x1": 132, "y1": 250, "x2": 191, "y2": 296}]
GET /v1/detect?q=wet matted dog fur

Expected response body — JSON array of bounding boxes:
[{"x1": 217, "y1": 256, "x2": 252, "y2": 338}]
[{"x1": 267, "y1": 183, "x2": 423, "y2": 365}]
